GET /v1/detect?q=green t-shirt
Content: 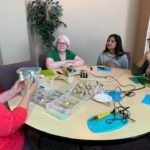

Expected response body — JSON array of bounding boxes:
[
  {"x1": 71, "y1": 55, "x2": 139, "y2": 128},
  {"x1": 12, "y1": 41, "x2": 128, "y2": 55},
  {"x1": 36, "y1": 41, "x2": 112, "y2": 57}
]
[{"x1": 47, "y1": 47, "x2": 76, "y2": 61}]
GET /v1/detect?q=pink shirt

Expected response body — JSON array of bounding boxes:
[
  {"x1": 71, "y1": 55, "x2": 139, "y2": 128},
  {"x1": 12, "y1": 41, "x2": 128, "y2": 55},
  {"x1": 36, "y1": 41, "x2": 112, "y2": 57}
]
[{"x1": 0, "y1": 103, "x2": 27, "y2": 150}]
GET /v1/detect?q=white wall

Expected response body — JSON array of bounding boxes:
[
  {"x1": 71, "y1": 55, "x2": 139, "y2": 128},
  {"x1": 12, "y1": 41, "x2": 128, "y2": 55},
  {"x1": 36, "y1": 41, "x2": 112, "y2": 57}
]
[
  {"x1": 144, "y1": 16, "x2": 150, "y2": 52},
  {"x1": 0, "y1": 0, "x2": 30, "y2": 65},
  {"x1": 0, "y1": 0, "x2": 140, "y2": 65},
  {"x1": 55, "y1": 0, "x2": 140, "y2": 65}
]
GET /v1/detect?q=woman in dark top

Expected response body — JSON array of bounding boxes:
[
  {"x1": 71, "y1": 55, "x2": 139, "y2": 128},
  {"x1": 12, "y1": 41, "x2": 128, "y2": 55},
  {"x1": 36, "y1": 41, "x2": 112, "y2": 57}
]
[{"x1": 131, "y1": 50, "x2": 150, "y2": 78}]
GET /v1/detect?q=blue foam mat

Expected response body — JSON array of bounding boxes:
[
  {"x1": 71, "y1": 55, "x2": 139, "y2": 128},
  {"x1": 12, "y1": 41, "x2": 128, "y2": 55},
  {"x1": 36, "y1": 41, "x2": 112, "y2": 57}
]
[
  {"x1": 97, "y1": 67, "x2": 112, "y2": 72},
  {"x1": 87, "y1": 114, "x2": 128, "y2": 133},
  {"x1": 108, "y1": 91, "x2": 122, "y2": 101},
  {"x1": 142, "y1": 94, "x2": 150, "y2": 105}
]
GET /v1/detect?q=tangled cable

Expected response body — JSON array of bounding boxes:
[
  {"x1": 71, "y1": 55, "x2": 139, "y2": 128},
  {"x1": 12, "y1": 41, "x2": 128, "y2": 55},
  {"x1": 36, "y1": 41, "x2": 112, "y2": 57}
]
[{"x1": 106, "y1": 102, "x2": 135, "y2": 124}]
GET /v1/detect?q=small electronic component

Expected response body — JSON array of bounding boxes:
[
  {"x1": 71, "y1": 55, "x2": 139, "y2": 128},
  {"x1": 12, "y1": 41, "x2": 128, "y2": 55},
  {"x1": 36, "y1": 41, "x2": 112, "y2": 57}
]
[
  {"x1": 80, "y1": 70, "x2": 88, "y2": 78},
  {"x1": 67, "y1": 67, "x2": 77, "y2": 73}
]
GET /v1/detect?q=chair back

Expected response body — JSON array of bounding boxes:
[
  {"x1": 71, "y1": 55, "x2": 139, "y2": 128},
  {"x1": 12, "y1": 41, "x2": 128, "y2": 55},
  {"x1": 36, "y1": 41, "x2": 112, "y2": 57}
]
[
  {"x1": 38, "y1": 53, "x2": 47, "y2": 70},
  {"x1": 125, "y1": 51, "x2": 131, "y2": 69}
]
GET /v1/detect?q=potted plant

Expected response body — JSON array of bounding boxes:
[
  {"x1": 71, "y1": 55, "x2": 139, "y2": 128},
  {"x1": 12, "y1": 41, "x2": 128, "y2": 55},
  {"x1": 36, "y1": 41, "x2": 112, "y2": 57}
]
[{"x1": 27, "y1": 0, "x2": 66, "y2": 49}]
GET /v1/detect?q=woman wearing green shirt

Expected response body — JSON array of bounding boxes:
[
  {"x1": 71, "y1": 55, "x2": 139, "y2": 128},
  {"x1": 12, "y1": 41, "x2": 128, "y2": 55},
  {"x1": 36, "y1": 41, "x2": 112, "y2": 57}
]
[{"x1": 46, "y1": 35, "x2": 85, "y2": 69}]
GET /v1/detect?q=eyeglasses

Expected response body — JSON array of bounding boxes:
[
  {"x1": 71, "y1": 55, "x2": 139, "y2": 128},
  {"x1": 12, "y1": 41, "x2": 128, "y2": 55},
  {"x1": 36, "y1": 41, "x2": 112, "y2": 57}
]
[{"x1": 57, "y1": 42, "x2": 67, "y2": 46}]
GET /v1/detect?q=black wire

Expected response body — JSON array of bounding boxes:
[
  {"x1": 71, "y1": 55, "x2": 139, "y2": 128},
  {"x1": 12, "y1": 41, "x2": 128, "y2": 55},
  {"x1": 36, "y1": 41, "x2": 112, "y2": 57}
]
[
  {"x1": 88, "y1": 72, "x2": 146, "y2": 99},
  {"x1": 90, "y1": 73, "x2": 107, "y2": 79},
  {"x1": 56, "y1": 71, "x2": 64, "y2": 75},
  {"x1": 87, "y1": 66, "x2": 107, "y2": 79},
  {"x1": 121, "y1": 86, "x2": 146, "y2": 99},
  {"x1": 106, "y1": 75, "x2": 147, "y2": 99},
  {"x1": 106, "y1": 102, "x2": 135, "y2": 124},
  {"x1": 107, "y1": 75, "x2": 136, "y2": 89},
  {"x1": 87, "y1": 73, "x2": 137, "y2": 90},
  {"x1": 55, "y1": 71, "x2": 65, "y2": 80}
]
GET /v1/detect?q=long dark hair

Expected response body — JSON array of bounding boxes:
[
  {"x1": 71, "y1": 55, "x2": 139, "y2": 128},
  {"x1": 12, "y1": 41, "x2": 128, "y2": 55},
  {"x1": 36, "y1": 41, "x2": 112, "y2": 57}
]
[{"x1": 103, "y1": 34, "x2": 125, "y2": 57}]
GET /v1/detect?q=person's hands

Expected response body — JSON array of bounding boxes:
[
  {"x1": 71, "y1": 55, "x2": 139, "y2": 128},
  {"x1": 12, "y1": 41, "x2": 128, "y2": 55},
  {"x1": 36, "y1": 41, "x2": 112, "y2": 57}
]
[
  {"x1": 107, "y1": 61, "x2": 117, "y2": 67},
  {"x1": 63, "y1": 60, "x2": 75, "y2": 67},
  {"x1": 69, "y1": 60, "x2": 76, "y2": 66},
  {"x1": 25, "y1": 80, "x2": 38, "y2": 98},
  {"x1": 102, "y1": 62, "x2": 108, "y2": 66},
  {"x1": 11, "y1": 80, "x2": 24, "y2": 95},
  {"x1": 63, "y1": 62, "x2": 72, "y2": 67},
  {"x1": 18, "y1": 80, "x2": 38, "y2": 109},
  {"x1": 102, "y1": 61, "x2": 117, "y2": 67},
  {"x1": 67, "y1": 60, "x2": 75, "y2": 64}
]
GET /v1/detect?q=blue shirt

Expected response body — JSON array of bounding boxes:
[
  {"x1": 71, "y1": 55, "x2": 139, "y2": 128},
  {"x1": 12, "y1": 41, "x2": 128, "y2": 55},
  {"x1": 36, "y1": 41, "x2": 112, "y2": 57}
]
[{"x1": 97, "y1": 52, "x2": 128, "y2": 69}]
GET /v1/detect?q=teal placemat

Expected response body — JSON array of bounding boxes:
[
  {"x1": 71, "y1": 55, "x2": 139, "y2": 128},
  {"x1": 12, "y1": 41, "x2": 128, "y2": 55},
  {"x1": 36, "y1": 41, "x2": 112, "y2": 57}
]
[
  {"x1": 97, "y1": 66, "x2": 112, "y2": 72},
  {"x1": 87, "y1": 114, "x2": 128, "y2": 133},
  {"x1": 129, "y1": 76, "x2": 150, "y2": 84},
  {"x1": 40, "y1": 69, "x2": 55, "y2": 77},
  {"x1": 108, "y1": 91, "x2": 122, "y2": 101},
  {"x1": 142, "y1": 94, "x2": 150, "y2": 105}
]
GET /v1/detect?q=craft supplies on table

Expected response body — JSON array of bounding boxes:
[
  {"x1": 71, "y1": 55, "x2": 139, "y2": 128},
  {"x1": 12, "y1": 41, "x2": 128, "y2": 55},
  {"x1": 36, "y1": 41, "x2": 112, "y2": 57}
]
[
  {"x1": 33, "y1": 87, "x2": 85, "y2": 119},
  {"x1": 17, "y1": 67, "x2": 41, "y2": 95},
  {"x1": 17, "y1": 67, "x2": 41, "y2": 81},
  {"x1": 71, "y1": 80, "x2": 99, "y2": 100},
  {"x1": 32, "y1": 79, "x2": 100, "y2": 119},
  {"x1": 87, "y1": 113, "x2": 128, "y2": 133},
  {"x1": 108, "y1": 91, "x2": 122, "y2": 101},
  {"x1": 97, "y1": 66, "x2": 112, "y2": 72},
  {"x1": 129, "y1": 76, "x2": 150, "y2": 84},
  {"x1": 46, "y1": 94, "x2": 84, "y2": 119},
  {"x1": 40, "y1": 69, "x2": 55, "y2": 77}
]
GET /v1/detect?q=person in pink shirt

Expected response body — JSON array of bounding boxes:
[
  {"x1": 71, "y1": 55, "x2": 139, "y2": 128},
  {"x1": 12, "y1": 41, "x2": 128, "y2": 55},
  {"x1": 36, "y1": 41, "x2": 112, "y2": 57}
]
[{"x1": 0, "y1": 80, "x2": 37, "y2": 150}]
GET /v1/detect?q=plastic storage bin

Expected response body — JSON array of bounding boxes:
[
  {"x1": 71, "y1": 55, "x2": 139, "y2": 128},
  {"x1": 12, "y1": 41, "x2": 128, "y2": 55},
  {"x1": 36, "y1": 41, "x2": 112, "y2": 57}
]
[
  {"x1": 45, "y1": 94, "x2": 84, "y2": 119},
  {"x1": 17, "y1": 67, "x2": 41, "y2": 81},
  {"x1": 33, "y1": 89, "x2": 67, "y2": 107}
]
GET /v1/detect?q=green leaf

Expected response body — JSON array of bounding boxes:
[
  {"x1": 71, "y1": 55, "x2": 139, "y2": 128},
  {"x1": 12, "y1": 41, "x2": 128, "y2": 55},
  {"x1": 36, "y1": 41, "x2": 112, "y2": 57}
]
[{"x1": 27, "y1": 0, "x2": 66, "y2": 47}]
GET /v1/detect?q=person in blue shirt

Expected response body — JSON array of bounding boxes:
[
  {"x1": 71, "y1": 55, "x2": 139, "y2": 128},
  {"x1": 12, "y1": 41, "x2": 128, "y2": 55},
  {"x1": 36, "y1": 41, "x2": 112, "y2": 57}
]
[{"x1": 97, "y1": 34, "x2": 128, "y2": 69}]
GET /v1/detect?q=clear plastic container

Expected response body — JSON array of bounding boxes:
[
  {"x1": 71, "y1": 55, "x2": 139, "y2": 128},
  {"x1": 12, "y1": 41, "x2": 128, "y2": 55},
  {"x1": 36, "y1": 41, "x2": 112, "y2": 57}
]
[
  {"x1": 71, "y1": 80, "x2": 99, "y2": 100},
  {"x1": 17, "y1": 67, "x2": 41, "y2": 96},
  {"x1": 33, "y1": 89, "x2": 69, "y2": 108},
  {"x1": 16, "y1": 67, "x2": 41, "y2": 82},
  {"x1": 45, "y1": 94, "x2": 84, "y2": 119}
]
